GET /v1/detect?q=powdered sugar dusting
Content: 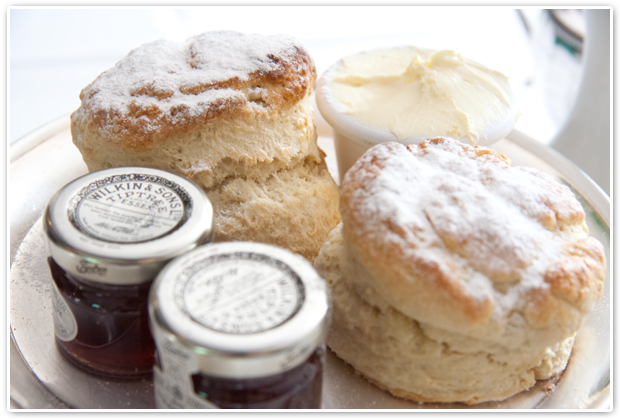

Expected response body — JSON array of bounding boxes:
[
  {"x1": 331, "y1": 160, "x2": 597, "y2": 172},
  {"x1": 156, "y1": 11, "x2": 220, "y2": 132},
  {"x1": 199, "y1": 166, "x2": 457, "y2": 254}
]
[
  {"x1": 344, "y1": 139, "x2": 586, "y2": 307},
  {"x1": 189, "y1": 31, "x2": 298, "y2": 77},
  {"x1": 78, "y1": 31, "x2": 310, "y2": 137}
]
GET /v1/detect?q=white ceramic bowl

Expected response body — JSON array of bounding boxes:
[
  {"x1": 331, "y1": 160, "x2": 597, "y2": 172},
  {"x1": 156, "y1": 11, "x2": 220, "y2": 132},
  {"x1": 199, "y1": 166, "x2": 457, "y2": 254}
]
[{"x1": 316, "y1": 50, "x2": 519, "y2": 181}]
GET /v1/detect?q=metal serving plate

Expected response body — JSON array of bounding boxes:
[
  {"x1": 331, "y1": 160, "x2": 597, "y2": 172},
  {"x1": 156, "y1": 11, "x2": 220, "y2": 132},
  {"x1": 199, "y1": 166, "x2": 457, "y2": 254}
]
[{"x1": 9, "y1": 117, "x2": 610, "y2": 410}]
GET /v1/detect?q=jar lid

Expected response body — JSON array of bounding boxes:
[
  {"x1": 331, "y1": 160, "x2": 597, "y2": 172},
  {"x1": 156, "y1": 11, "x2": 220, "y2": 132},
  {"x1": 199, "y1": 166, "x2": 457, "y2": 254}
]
[
  {"x1": 149, "y1": 242, "x2": 331, "y2": 379},
  {"x1": 44, "y1": 167, "x2": 214, "y2": 285}
]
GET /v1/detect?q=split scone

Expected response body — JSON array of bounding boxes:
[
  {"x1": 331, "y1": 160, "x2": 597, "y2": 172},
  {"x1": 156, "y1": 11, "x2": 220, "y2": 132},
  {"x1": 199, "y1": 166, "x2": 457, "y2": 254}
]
[
  {"x1": 314, "y1": 138, "x2": 606, "y2": 404},
  {"x1": 71, "y1": 30, "x2": 340, "y2": 262}
]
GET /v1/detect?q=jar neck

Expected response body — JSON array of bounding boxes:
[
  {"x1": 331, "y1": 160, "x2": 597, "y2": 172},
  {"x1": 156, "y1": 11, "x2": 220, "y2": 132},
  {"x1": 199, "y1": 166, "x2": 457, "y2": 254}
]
[{"x1": 49, "y1": 256, "x2": 154, "y2": 293}]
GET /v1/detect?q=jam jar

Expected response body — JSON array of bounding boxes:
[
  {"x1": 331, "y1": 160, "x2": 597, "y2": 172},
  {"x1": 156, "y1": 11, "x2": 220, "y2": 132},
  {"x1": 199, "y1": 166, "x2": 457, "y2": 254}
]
[
  {"x1": 149, "y1": 242, "x2": 331, "y2": 409},
  {"x1": 43, "y1": 167, "x2": 214, "y2": 378}
]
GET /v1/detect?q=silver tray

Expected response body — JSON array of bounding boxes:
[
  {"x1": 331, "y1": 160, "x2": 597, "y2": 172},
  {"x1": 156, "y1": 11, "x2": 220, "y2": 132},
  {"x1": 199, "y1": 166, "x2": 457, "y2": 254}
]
[{"x1": 9, "y1": 116, "x2": 610, "y2": 410}]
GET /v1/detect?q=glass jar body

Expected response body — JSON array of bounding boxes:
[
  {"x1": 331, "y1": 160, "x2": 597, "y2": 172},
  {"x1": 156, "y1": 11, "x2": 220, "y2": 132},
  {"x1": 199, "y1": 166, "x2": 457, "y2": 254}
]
[
  {"x1": 188, "y1": 345, "x2": 325, "y2": 409},
  {"x1": 48, "y1": 257, "x2": 155, "y2": 378}
]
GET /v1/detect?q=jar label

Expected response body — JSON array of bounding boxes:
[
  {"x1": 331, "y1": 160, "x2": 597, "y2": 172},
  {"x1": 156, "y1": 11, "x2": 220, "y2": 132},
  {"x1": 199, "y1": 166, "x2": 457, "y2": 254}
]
[
  {"x1": 153, "y1": 366, "x2": 219, "y2": 409},
  {"x1": 176, "y1": 253, "x2": 304, "y2": 334},
  {"x1": 51, "y1": 281, "x2": 78, "y2": 342},
  {"x1": 68, "y1": 173, "x2": 192, "y2": 243},
  {"x1": 152, "y1": 334, "x2": 219, "y2": 409}
]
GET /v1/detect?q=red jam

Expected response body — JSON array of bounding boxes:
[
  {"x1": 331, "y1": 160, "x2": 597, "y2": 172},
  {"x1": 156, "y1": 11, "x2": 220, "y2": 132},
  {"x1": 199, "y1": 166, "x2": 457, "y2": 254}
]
[
  {"x1": 190, "y1": 346, "x2": 325, "y2": 409},
  {"x1": 48, "y1": 257, "x2": 155, "y2": 378}
]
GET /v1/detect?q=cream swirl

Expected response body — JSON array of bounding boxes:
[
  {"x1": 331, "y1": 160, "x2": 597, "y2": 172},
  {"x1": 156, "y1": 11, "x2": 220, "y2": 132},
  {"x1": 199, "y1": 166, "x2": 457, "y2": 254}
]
[{"x1": 329, "y1": 46, "x2": 517, "y2": 145}]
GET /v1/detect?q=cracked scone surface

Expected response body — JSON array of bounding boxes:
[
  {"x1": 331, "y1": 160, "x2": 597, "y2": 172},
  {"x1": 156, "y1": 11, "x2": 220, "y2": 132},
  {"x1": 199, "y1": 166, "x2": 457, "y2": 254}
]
[
  {"x1": 71, "y1": 30, "x2": 340, "y2": 262},
  {"x1": 313, "y1": 138, "x2": 605, "y2": 404}
]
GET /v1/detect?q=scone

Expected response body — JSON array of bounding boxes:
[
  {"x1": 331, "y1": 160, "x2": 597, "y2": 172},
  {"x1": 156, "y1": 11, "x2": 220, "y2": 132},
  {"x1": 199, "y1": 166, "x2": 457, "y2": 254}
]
[
  {"x1": 71, "y1": 30, "x2": 340, "y2": 262},
  {"x1": 314, "y1": 138, "x2": 606, "y2": 404}
]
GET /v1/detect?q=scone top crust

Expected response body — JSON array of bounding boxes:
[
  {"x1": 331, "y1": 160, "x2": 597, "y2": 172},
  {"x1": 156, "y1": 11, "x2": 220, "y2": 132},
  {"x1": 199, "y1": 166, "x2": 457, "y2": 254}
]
[
  {"x1": 72, "y1": 31, "x2": 316, "y2": 150},
  {"x1": 340, "y1": 138, "x2": 605, "y2": 346}
]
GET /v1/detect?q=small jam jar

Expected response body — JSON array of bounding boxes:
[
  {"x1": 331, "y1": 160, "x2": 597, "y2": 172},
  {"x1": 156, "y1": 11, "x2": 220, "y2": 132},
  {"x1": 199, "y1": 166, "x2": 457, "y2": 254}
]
[
  {"x1": 43, "y1": 167, "x2": 214, "y2": 378},
  {"x1": 149, "y1": 242, "x2": 331, "y2": 409}
]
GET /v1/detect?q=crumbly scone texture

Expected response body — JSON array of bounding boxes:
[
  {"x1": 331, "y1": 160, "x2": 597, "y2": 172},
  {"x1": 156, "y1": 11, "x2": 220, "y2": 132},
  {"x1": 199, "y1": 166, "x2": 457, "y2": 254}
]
[
  {"x1": 208, "y1": 155, "x2": 341, "y2": 261},
  {"x1": 71, "y1": 30, "x2": 316, "y2": 150},
  {"x1": 70, "y1": 31, "x2": 340, "y2": 262},
  {"x1": 313, "y1": 138, "x2": 606, "y2": 404}
]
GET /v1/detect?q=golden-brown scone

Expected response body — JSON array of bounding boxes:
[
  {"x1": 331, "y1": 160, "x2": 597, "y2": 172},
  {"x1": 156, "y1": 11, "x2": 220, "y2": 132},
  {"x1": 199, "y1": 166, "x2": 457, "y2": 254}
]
[
  {"x1": 71, "y1": 30, "x2": 340, "y2": 262},
  {"x1": 314, "y1": 138, "x2": 606, "y2": 404}
]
